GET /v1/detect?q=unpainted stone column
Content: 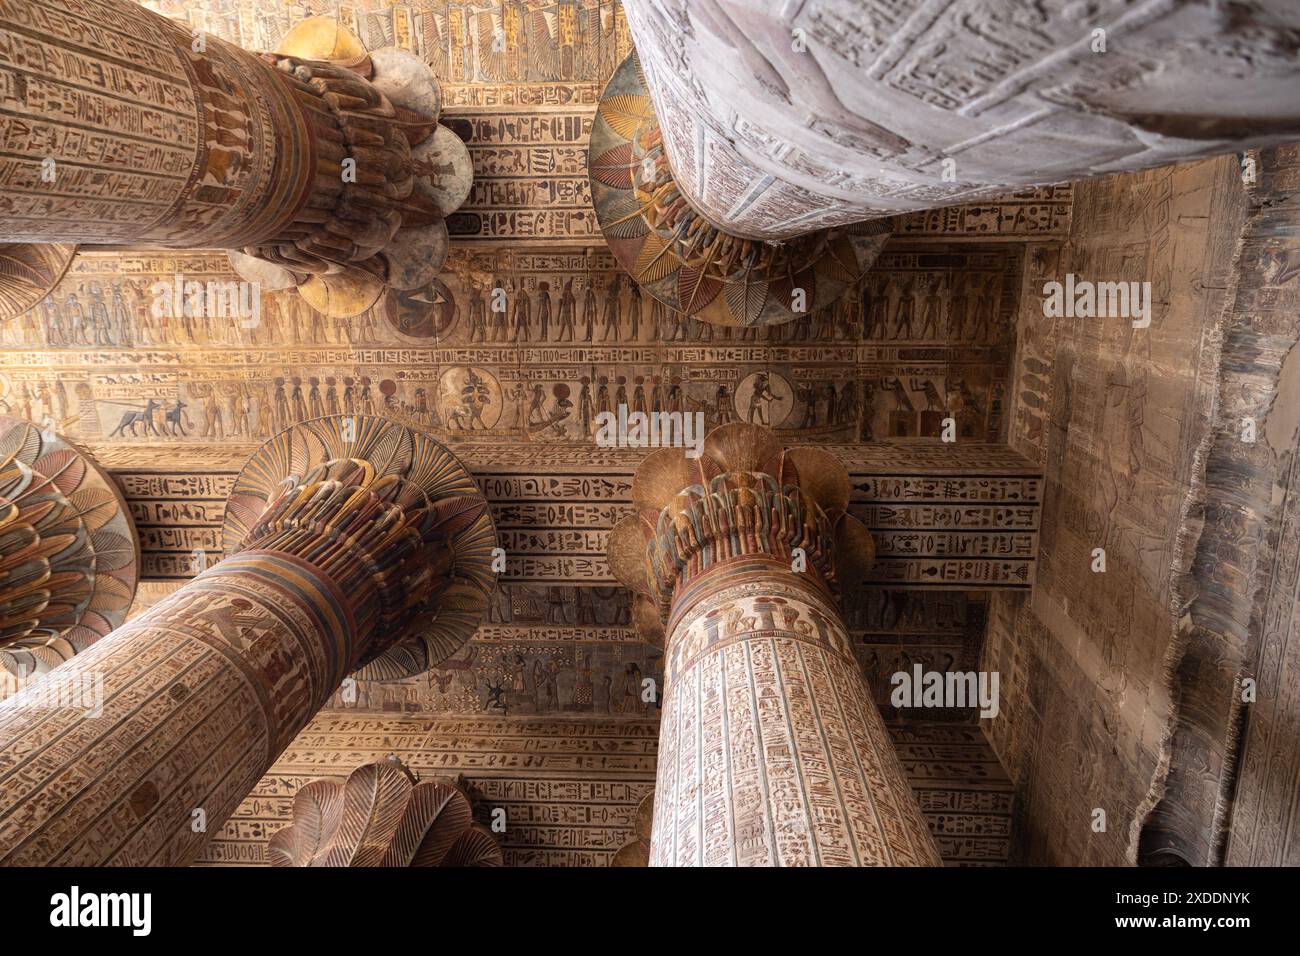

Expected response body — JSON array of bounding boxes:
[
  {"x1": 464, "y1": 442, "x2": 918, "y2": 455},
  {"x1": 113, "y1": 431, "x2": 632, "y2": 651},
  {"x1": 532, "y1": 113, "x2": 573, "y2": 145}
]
[
  {"x1": 609, "y1": 423, "x2": 940, "y2": 865},
  {"x1": 0, "y1": 415, "x2": 495, "y2": 865},
  {"x1": 596, "y1": 1, "x2": 1300, "y2": 330},
  {"x1": 621, "y1": 0, "x2": 1300, "y2": 240}
]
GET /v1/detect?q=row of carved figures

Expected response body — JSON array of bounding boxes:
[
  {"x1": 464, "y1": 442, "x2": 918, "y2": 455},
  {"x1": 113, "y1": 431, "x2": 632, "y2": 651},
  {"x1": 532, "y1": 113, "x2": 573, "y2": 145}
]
[{"x1": 2, "y1": 271, "x2": 1008, "y2": 348}]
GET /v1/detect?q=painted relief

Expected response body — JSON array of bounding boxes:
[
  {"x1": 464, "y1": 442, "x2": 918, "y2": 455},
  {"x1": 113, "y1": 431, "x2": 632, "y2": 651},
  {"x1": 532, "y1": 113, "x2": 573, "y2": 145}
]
[{"x1": 0, "y1": 0, "x2": 1069, "y2": 870}]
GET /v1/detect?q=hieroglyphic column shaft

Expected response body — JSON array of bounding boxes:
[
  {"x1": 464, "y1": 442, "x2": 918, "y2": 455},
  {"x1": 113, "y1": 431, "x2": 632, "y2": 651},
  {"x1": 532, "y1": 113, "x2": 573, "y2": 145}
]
[
  {"x1": 622, "y1": 0, "x2": 1300, "y2": 240},
  {"x1": 655, "y1": 558, "x2": 934, "y2": 865},
  {"x1": 0, "y1": 0, "x2": 318, "y2": 247},
  {"x1": 0, "y1": 552, "x2": 353, "y2": 865},
  {"x1": 0, "y1": 415, "x2": 495, "y2": 865},
  {"x1": 1, "y1": 1, "x2": 471, "y2": 320},
  {"x1": 608, "y1": 423, "x2": 939, "y2": 865}
]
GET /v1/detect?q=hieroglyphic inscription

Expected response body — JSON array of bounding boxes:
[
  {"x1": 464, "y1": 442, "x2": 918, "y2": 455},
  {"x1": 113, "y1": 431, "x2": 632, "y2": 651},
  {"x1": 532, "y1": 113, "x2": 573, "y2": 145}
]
[
  {"x1": 1, "y1": 243, "x2": 1019, "y2": 457},
  {"x1": 889, "y1": 722, "x2": 1014, "y2": 866},
  {"x1": 984, "y1": 154, "x2": 1251, "y2": 865},
  {"x1": 198, "y1": 711, "x2": 1010, "y2": 866},
  {"x1": 101, "y1": 442, "x2": 1040, "y2": 588},
  {"x1": 892, "y1": 186, "x2": 1074, "y2": 240}
]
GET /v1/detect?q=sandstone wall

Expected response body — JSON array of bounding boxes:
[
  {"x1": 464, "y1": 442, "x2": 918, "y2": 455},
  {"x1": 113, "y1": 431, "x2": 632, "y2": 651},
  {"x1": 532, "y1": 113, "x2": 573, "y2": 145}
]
[{"x1": 985, "y1": 153, "x2": 1248, "y2": 864}]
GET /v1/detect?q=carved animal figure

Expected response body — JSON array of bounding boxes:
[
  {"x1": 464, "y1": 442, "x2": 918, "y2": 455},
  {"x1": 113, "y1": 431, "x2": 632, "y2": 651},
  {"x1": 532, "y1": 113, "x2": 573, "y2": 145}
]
[
  {"x1": 918, "y1": 379, "x2": 945, "y2": 411},
  {"x1": 163, "y1": 400, "x2": 189, "y2": 436},
  {"x1": 109, "y1": 399, "x2": 160, "y2": 437}
]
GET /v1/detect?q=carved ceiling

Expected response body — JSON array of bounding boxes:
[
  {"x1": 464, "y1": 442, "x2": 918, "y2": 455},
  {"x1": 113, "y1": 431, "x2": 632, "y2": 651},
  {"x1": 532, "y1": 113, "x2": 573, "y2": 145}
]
[
  {"x1": 0, "y1": 0, "x2": 1296, "y2": 876},
  {"x1": 0, "y1": 0, "x2": 1065, "y2": 867}
]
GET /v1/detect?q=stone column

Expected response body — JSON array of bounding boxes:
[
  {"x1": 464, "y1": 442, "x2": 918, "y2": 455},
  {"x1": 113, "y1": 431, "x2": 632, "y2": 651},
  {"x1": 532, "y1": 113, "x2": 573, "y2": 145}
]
[
  {"x1": 0, "y1": 1, "x2": 472, "y2": 319},
  {"x1": 589, "y1": 51, "x2": 888, "y2": 330},
  {"x1": 608, "y1": 423, "x2": 939, "y2": 866},
  {"x1": 0, "y1": 415, "x2": 495, "y2": 865},
  {"x1": 0, "y1": 415, "x2": 139, "y2": 682},
  {"x1": 597, "y1": 1, "x2": 1300, "y2": 329},
  {"x1": 620, "y1": 0, "x2": 1300, "y2": 240}
]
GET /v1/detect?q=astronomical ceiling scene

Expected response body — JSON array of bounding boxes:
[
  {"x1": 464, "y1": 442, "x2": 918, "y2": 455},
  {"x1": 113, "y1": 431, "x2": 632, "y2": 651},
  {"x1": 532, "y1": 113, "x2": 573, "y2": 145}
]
[{"x1": 0, "y1": 0, "x2": 1299, "y2": 878}]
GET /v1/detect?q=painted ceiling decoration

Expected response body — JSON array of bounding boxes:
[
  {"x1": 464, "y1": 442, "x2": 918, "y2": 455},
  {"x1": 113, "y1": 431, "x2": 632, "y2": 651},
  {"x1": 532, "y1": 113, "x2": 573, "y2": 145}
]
[{"x1": 0, "y1": 0, "x2": 1295, "y2": 873}]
